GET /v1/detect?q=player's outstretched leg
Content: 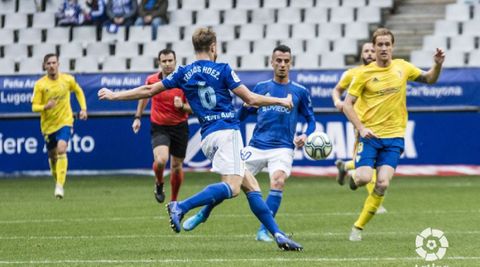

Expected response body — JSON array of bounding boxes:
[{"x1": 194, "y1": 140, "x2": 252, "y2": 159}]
[
  {"x1": 335, "y1": 159, "x2": 347, "y2": 185},
  {"x1": 182, "y1": 200, "x2": 223, "y2": 231},
  {"x1": 256, "y1": 189, "x2": 283, "y2": 242}
]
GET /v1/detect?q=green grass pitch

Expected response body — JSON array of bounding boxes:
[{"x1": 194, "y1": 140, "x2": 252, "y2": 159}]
[{"x1": 1, "y1": 173, "x2": 479, "y2": 266}]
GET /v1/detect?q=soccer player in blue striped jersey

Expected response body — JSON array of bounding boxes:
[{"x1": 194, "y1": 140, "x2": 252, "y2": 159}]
[
  {"x1": 184, "y1": 45, "x2": 315, "y2": 242},
  {"x1": 98, "y1": 27, "x2": 302, "y2": 251}
]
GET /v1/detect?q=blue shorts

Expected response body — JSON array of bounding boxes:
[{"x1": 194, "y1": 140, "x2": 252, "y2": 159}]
[
  {"x1": 355, "y1": 137, "x2": 404, "y2": 169},
  {"x1": 45, "y1": 126, "x2": 72, "y2": 151}
]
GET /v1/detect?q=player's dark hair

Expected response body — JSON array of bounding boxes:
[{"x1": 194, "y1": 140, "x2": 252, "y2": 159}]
[
  {"x1": 158, "y1": 48, "x2": 176, "y2": 60},
  {"x1": 372, "y1": 28, "x2": 395, "y2": 45},
  {"x1": 43, "y1": 53, "x2": 58, "y2": 71},
  {"x1": 192, "y1": 27, "x2": 216, "y2": 53},
  {"x1": 273, "y1": 44, "x2": 291, "y2": 54}
]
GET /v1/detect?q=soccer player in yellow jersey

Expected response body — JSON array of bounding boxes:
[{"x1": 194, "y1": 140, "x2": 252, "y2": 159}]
[
  {"x1": 31, "y1": 54, "x2": 88, "y2": 199},
  {"x1": 343, "y1": 28, "x2": 445, "y2": 241},
  {"x1": 332, "y1": 42, "x2": 387, "y2": 214}
]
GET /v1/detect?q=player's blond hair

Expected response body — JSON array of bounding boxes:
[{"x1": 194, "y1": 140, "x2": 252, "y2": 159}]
[
  {"x1": 192, "y1": 27, "x2": 216, "y2": 53},
  {"x1": 372, "y1": 28, "x2": 395, "y2": 45}
]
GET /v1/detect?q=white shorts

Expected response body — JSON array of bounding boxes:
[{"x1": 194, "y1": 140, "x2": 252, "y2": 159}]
[
  {"x1": 242, "y1": 146, "x2": 294, "y2": 177},
  {"x1": 201, "y1": 129, "x2": 245, "y2": 177}
]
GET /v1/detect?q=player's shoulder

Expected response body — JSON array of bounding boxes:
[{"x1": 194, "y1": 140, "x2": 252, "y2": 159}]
[
  {"x1": 59, "y1": 72, "x2": 76, "y2": 82},
  {"x1": 146, "y1": 72, "x2": 161, "y2": 83},
  {"x1": 256, "y1": 79, "x2": 272, "y2": 87},
  {"x1": 291, "y1": 81, "x2": 308, "y2": 92}
]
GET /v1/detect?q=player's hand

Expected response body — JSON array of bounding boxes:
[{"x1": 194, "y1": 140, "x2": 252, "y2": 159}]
[
  {"x1": 433, "y1": 48, "x2": 445, "y2": 65},
  {"x1": 281, "y1": 94, "x2": 293, "y2": 110},
  {"x1": 173, "y1": 96, "x2": 183, "y2": 109},
  {"x1": 335, "y1": 100, "x2": 344, "y2": 112},
  {"x1": 132, "y1": 118, "x2": 141, "y2": 134},
  {"x1": 359, "y1": 128, "x2": 378, "y2": 139},
  {"x1": 294, "y1": 134, "x2": 307, "y2": 148},
  {"x1": 79, "y1": 110, "x2": 88, "y2": 120},
  {"x1": 98, "y1": 88, "x2": 115, "y2": 100},
  {"x1": 44, "y1": 99, "x2": 57, "y2": 110}
]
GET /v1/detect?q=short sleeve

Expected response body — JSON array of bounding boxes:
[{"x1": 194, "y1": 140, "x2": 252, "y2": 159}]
[
  {"x1": 223, "y1": 64, "x2": 242, "y2": 90},
  {"x1": 338, "y1": 69, "x2": 354, "y2": 89},
  {"x1": 405, "y1": 61, "x2": 423, "y2": 81},
  {"x1": 162, "y1": 67, "x2": 184, "y2": 89},
  {"x1": 347, "y1": 74, "x2": 364, "y2": 97}
]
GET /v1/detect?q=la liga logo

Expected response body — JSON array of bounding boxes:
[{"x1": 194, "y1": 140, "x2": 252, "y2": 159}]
[{"x1": 415, "y1": 228, "x2": 449, "y2": 262}]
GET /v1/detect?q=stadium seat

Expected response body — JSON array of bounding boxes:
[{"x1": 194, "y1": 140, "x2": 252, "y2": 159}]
[
  {"x1": 239, "y1": 54, "x2": 268, "y2": 70},
  {"x1": 195, "y1": 9, "x2": 221, "y2": 26},
  {"x1": 74, "y1": 57, "x2": 99, "y2": 73},
  {"x1": 316, "y1": 0, "x2": 341, "y2": 7},
  {"x1": 141, "y1": 42, "x2": 169, "y2": 57},
  {"x1": 446, "y1": 4, "x2": 471, "y2": 21},
  {"x1": 251, "y1": 9, "x2": 276, "y2": 24},
  {"x1": 265, "y1": 24, "x2": 290, "y2": 39},
  {"x1": 224, "y1": 40, "x2": 251, "y2": 55},
  {"x1": 59, "y1": 43, "x2": 84, "y2": 58},
  {"x1": 17, "y1": 28, "x2": 43, "y2": 44},
  {"x1": 171, "y1": 40, "x2": 195, "y2": 56},
  {"x1": 101, "y1": 57, "x2": 127, "y2": 72},
  {"x1": 422, "y1": 35, "x2": 448, "y2": 51},
  {"x1": 281, "y1": 39, "x2": 305, "y2": 53},
  {"x1": 0, "y1": 0, "x2": 16, "y2": 15},
  {"x1": 0, "y1": 58, "x2": 16, "y2": 74},
  {"x1": 59, "y1": 57, "x2": 72, "y2": 72},
  {"x1": 252, "y1": 39, "x2": 279, "y2": 56},
  {"x1": 157, "y1": 25, "x2": 181, "y2": 41},
  {"x1": 181, "y1": 0, "x2": 205, "y2": 10},
  {"x1": 129, "y1": 26, "x2": 153, "y2": 42},
  {"x1": 167, "y1": 0, "x2": 178, "y2": 11},
  {"x1": 3, "y1": 44, "x2": 29, "y2": 60},
  {"x1": 18, "y1": 0, "x2": 39, "y2": 13},
  {"x1": 434, "y1": 20, "x2": 459, "y2": 36},
  {"x1": 32, "y1": 13, "x2": 56, "y2": 29},
  {"x1": 356, "y1": 7, "x2": 382, "y2": 23},
  {"x1": 18, "y1": 57, "x2": 44, "y2": 74},
  {"x1": 290, "y1": 0, "x2": 314, "y2": 8},
  {"x1": 263, "y1": 0, "x2": 288, "y2": 8},
  {"x1": 319, "y1": 23, "x2": 343, "y2": 38},
  {"x1": 333, "y1": 39, "x2": 359, "y2": 54},
  {"x1": 411, "y1": 50, "x2": 434, "y2": 68},
  {"x1": 304, "y1": 8, "x2": 329, "y2": 23},
  {"x1": 115, "y1": 42, "x2": 140, "y2": 57},
  {"x1": 277, "y1": 8, "x2": 302, "y2": 24},
  {"x1": 0, "y1": 29, "x2": 14, "y2": 45},
  {"x1": 320, "y1": 53, "x2": 346, "y2": 69},
  {"x1": 45, "y1": 0, "x2": 64, "y2": 13},
  {"x1": 450, "y1": 35, "x2": 476, "y2": 51},
  {"x1": 45, "y1": 28, "x2": 71, "y2": 43},
  {"x1": 72, "y1": 26, "x2": 98, "y2": 44},
  {"x1": 211, "y1": 24, "x2": 236, "y2": 41},
  {"x1": 238, "y1": 24, "x2": 264, "y2": 40},
  {"x1": 442, "y1": 50, "x2": 466, "y2": 67},
  {"x1": 468, "y1": 51, "x2": 480, "y2": 66},
  {"x1": 3, "y1": 13, "x2": 28, "y2": 29},
  {"x1": 129, "y1": 56, "x2": 156, "y2": 72},
  {"x1": 462, "y1": 20, "x2": 480, "y2": 36},
  {"x1": 236, "y1": 0, "x2": 260, "y2": 9},
  {"x1": 344, "y1": 22, "x2": 369, "y2": 39},
  {"x1": 291, "y1": 23, "x2": 317, "y2": 39},
  {"x1": 305, "y1": 38, "x2": 331, "y2": 54},
  {"x1": 208, "y1": 0, "x2": 233, "y2": 10},
  {"x1": 342, "y1": 0, "x2": 367, "y2": 7},
  {"x1": 474, "y1": 5, "x2": 480, "y2": 20},
  {"x1": 222, "y1": 9, "x2": 248, "y2": 25},
  {"x1": 86, "y1": 43, "x2": 111, "y2": 58},
  {"x1": 216, "y1": 54, "x2": 238, "y2": 67},
  {"x1": 101, "y1": 26, "x2": 126, "y2": 43},
  {"x1": 368, "y1": 0, "x2": 394, "y2": 8},
  {"x1": 169, "y1": 10, "x2": 194, "y2": 25},
  {"x1": 329, "y1": 7, "x2": 355, "y2": 23},
  {"x1": 32, "y1": 43, "x2": 58, "y2": 58},
  {"x1": 294, "y1": 53, "x2": 319, "y2": 69},
  {"x1": 182, "y1": 25, "x2": 198, "y2": 41}
]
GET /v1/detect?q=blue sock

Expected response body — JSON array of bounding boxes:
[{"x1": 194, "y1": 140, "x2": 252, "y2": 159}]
[
  {"x1": 178, "y1": 182, "x2": 232, "y2": 213},
  {"x1": 199, "y1": 199, "x2": 224, "y2": 220},
  {"x1": 259, "y1": 189, "x2": 283, "y2": 231},
  {"x1": 246, "y1": 191, "x2": 282, "y2": 236}
]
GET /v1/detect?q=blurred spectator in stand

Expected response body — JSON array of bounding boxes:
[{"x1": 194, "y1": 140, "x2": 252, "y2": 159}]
[
  {"x1": 56, "y1": 0, "x2": 85, "y2": 26},
  {"x1": 106, "y1": 0, "x2": 138, "y2": 33},
  {"x1": 84, "y1": 0, "x2": 108, "y2": 26},
  {"x1": 134, "y1": 0, "x2": 168, "y2": 40}
]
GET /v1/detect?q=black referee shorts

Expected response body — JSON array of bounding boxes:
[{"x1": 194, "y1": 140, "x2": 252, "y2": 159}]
[{"x1": 150, "y1": 121, "x2": 189, "y2": 158}]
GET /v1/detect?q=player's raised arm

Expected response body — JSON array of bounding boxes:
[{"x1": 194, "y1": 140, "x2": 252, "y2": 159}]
[
  {"x1": 98, "y1": 81, "x2": 166, "y2": 101},
  {"x1": 232, "y1": 84, "x2": 293, "y2": 109},
  {"x1": 415, "y1": 48, "x2": 445, "y2": 84}
]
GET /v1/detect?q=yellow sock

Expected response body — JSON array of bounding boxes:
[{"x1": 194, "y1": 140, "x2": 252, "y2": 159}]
[
  {"x1": 365, "y1": 170, "x2": 377, "y2": 195},
  {"x1": 345, "y1": 160, "x2": 355, "y2": 171},
  {"x1": 48, "y1": 158, "x2": 57, "y2": 182},
  {"x1": 56, "y1": 154, "x2": 68, "y2": 186},
  {"x1": 354, "y1": 191, "x2": 384, "y2": 230}
]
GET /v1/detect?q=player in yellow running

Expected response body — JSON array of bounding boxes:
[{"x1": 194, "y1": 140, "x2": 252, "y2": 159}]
[
  {"x1": 332, "y1": 42, "x2": 387, "y2": 214},
  {"x1": 342, "y1": 28, "x2": 445, "y2": 241},
  {"x1": 31, "y1": 53, "x2": 88, "y2": 199}
]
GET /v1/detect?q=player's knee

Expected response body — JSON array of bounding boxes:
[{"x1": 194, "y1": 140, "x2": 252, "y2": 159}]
[
  {"x1": 354, "y1": 172, "x2": 372, "y2": 184},
  {"x1": 374, "y1": 180, "x2": 389, "y2": 195},
  {"x1": 155, "y1": 159, "x2": 167, "y2": 169},
  {"x1": 270, "y1": 178, "x2": 285, "y2": 190},
  {"x1": 170, "y1": 162, "x2": 183, "y2": 174}
]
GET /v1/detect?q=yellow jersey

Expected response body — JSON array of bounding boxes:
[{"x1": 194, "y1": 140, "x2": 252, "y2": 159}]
[
  {"x1": 347, "y1": 59, "x2": 422, "y2": 138},
  {"x1": 338, "y1": 65, "x2": 368, "y2": 116},
  {"x1": 31, "y1": 73, "x2": 87, "y2": 135}
]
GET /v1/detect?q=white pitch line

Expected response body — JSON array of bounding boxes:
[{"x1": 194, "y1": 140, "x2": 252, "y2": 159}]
[
  {"x1": 1, "y1": 256, "x2": 480, "y2": 265},
  {"x1": 0, "y1": 209, "x2": 478, "y2": 225},
  {"x1": 2, "y1": 230, "x2": 480, "y2": 240}
]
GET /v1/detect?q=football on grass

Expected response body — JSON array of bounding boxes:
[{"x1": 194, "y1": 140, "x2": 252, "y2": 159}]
[{"x1": 304, "y1": 132, "x2": 333, "y2": 160}]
